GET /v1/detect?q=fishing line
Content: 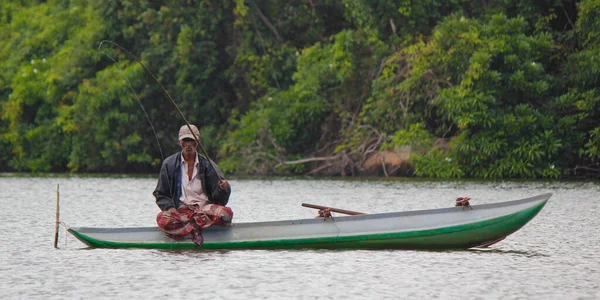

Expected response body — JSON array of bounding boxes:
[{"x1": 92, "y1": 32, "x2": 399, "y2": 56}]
[
  {"x1": 97, "y1": 42, "x2": 165, "y2": 162},
  {"x1": 97, "y1": 40, "x2": 223, "y2": 181}
]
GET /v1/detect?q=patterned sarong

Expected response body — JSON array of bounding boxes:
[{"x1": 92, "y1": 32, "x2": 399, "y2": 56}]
[{"x1": 156, "y1": 204, "x2": 233, "y2": 246}]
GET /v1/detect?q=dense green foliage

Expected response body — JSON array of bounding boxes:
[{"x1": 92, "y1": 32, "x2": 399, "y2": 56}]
[{"x1": 1, "y1": 0, "x2": 598, "y2": 178}]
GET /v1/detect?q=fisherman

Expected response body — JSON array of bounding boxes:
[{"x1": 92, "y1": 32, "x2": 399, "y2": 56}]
[{"x1": 152, "y1": 124, "x2": 232, "y2": 246}]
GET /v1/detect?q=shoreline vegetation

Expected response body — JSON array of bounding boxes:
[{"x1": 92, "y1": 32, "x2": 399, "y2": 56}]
[
  {"x1": 1, "y1": 1, "x2": 599, "y2": 179},
  {"x1": 2, "y1": 172, "x2": 598, "y2": 184}
]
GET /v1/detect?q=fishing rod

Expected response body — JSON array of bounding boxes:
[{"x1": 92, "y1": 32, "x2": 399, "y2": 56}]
[
  {"x1": 97, "y1": 42, "x2": 164, "y2": 163},
  {"x1": 98, "y1": 40, "x2": 223, "y2": 181}
]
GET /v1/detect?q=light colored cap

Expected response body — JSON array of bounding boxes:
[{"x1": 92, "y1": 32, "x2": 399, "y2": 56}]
[{"x1": 178, "y1": 124, "x2": 200, "y2": 141}]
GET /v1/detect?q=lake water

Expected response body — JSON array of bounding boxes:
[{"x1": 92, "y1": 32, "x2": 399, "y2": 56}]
[{"x1": 0, "y1": 175, "x2": 598, "y2": 299}]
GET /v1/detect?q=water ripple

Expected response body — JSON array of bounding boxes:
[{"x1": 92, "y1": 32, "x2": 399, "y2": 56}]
[{"x1": 0, "y1": 177, "x2": 598, "y2": 299}]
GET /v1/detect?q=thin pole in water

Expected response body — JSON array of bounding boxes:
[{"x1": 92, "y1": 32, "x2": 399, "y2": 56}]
[{"x1": 54, "y1": 184, "x2": 59, "y2": 249}]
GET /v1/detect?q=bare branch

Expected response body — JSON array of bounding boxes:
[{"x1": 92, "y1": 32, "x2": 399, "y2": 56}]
[
  {"x1": 573, "y1": 165, "x2": 600, "y2": 175},
  {"x1": 389, "y1": 18, "x2": 397, "y2": 36},
  {"x1": 562, "y1": 6, "x2": 575, "y2": 29},
  {"x1": 282, "y1": 155, "x2": 339, "y2": 165},
  {"x1": 380, "y1": 153, "x2": 389, "y2": 177},
  {"x1": 305, "y1": 162, "x2": 334, "y2": 176},
  {"x1": 251, "y1": 1, "x2": 282, "y2": 41}
]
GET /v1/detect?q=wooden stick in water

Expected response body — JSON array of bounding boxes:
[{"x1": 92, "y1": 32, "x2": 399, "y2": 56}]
[
  {"x1": 301, "y1": 203, "x2": 365, "y2": 215},
  {"x1": 54, "y1": 184, "x2": 59, "y2": 248}
]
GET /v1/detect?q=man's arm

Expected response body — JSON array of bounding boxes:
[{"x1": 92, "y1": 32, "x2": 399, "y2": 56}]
[
  {"x1": 153, "y1": 161, "x2": 176, "y2": 211},
  {"x1": 206, "y1": 159, "x2": 231, "y2": 206}
]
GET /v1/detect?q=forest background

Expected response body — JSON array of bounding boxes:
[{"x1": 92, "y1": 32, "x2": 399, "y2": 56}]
[{"x1": 1, "y1": 0, "x2": 599, "y2": 179}]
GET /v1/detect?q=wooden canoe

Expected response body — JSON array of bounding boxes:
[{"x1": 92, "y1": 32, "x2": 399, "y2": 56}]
[{"x1": 67, "y1": 193, "x2": 551, "y2": 250}]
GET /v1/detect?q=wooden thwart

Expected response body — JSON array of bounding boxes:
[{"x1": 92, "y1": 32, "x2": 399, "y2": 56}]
[{"x1": 301, "y1": 203, "x2": 365, "y2": 215}]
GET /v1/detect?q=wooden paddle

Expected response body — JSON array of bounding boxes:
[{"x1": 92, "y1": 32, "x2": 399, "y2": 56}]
[{"x1": 301, "y1": 203, "x2": 365, "y2": 215}]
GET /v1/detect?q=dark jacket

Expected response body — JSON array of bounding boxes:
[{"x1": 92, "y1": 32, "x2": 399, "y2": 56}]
[{"x1": 153, "y1": 152, "x2": 231, "y2": 211}]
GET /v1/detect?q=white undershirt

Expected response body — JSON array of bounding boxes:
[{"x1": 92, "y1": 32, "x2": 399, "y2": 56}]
[{"x1": 179, "y1": 153, "x2": 209, "y2": 208}]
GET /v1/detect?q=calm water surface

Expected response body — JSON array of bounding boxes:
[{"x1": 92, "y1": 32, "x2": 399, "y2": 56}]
[{"x1": 0, "y1": 176, "x2": 598, "y2": 299}]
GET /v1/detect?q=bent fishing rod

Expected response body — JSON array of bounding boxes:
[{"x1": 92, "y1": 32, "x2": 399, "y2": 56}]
[{"x1": 98, "y1": 40, "x2": 223, "y2": 181}]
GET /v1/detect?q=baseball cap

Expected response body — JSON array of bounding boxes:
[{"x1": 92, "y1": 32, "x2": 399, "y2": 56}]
[{"x1": 178, "y1": 124, "x2": 200, "y2": 141}]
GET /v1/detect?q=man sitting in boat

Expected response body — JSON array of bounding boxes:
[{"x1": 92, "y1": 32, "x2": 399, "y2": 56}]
[{"x1": 153, "y1": 124, "x2": 233, "y2": 246}]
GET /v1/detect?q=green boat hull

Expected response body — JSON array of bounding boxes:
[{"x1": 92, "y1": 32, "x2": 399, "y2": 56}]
[{"x1": 67, "y1": 193, "x2": 549, "y2": 250}]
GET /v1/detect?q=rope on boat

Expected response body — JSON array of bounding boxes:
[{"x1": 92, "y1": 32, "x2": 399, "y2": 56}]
[
  {"x1": 455, "y1": 196, "x2": 473, "y2": 210},
  {"x1": 316, "y1": 208, "x2": 334, "y2": 221},
  {"x1": 54, "y1": 184, "x2": 70, "y2": 249},
  {"x1": 54, "y1": 184, "x2": 60, "y2": 248},
  {"x1": 55, "y1": 221, "x2": 70, "y2": 248},
  {"x1": 314, "y1": 209, "x2": 341, "y2": 241}
]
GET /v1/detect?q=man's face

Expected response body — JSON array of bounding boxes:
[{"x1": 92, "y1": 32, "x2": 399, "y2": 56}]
[{"x1": 179, "y1": 138, "x2": 198, "y2": 157}]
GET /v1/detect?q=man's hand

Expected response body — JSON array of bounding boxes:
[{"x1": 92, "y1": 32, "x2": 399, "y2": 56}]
[
  {"x1": 219, "y1": 180, "x2": 230, "y2": 190},
  {"x1": 168, "y1": 208, "x2": 178, "y2": 214}
]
